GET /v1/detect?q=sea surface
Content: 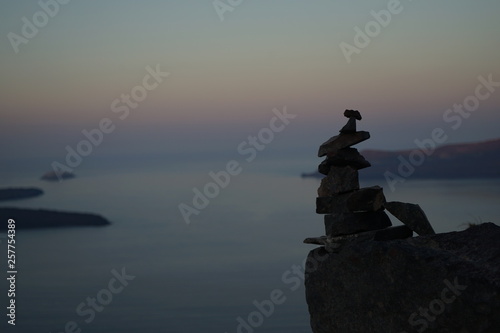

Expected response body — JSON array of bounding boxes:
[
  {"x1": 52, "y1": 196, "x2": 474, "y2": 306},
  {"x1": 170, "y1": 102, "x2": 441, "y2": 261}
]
[{"x1": 0, "y1": 155, "x2": 499, "y2": 333}]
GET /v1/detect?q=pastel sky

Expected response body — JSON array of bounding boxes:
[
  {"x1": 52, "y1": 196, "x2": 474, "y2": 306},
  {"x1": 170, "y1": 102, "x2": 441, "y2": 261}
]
[{"x1": 1, "y1": 0, "x2": 499, "y2": 160}]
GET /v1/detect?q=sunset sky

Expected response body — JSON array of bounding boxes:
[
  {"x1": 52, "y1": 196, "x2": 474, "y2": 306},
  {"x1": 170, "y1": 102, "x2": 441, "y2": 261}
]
[{"x1": 1, "y1": 0, "x2": 499, "y2": 161}]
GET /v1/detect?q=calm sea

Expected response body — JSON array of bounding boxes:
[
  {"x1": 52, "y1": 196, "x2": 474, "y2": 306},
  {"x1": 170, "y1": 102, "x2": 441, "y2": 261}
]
[{"x1": 0, "y1": 155, "x2": 499, "y2": 333}]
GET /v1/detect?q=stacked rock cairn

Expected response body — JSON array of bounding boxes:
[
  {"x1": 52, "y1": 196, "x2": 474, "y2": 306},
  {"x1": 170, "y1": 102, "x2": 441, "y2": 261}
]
[{"x1": 304, "y1": 110, "x2": 436, "y2": 250}]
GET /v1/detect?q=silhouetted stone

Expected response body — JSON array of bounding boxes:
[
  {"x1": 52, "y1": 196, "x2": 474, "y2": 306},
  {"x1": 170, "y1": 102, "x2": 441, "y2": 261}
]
[
  {"x1": 344, "y1": 109, "x2": 361, "y2": 120},
  {"x1": 317, "y1": 186, "x2": 386, "y2": 214},
  {"x1": 318, "y1": 131, "x2": 370, "y2": 157},
  {"x1": 316, "y1": 195, "x2": 350, "y2": 214},
  {"x1": 304, "y1": 236, "x2": 328, "y2": 245},
  {"x1": 346, "y1": 186, "x2": 386, "y2": 212},
  {"x1": 384, "y1": 201, "x2": 435, "y2": 235},
  {"x1": 340, "y1": 117, "x2": 356, "y2": 133},
  {"x1": 317, "y1": 166, "x2": 359, "y2": 196},
  {"x1": 318, "y1": 148, "x2": 371, "y2": 175},
  {"x1": 327, "y1": 148, "x2": 371, "y2": 169},
  {"x1": 373, "y1": 225, "x2": 413, "y2": 241},
  {"x1": 324, "y1": 210, "x2": 392, "y2": 237}
]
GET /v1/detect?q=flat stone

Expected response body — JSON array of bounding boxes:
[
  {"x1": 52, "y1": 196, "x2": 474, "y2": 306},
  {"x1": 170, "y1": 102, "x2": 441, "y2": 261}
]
[
  {"x1": 373, "y1": 225, "x2": 413, "y2": 241},
  {"x1": 324, "y1": 210, "x2": 392, "y2": 237},
  {"x1": 316, "y1": 186, "x2": 385, "y2": 214},
  {"x1": 384, "y1": 201, "x2": 436, "y2": 235},
  {"x1": 344, "y1": 109, "x2": 362, "y2": 120},
  {"x1": 317, "y1": 166, "x2": 359, "y2": 196},
  {"x1": 318, "y1": 131, "x2": 370, "y2": 157},
  {"x1": 316, "y1": 194, "x2": 350, "y2": 214},
  {"x1": 347, "y1": 186, "x2": 386, "y2": 212},
  {"x1": 303, "y1": 236, "x2": 328, "y2": 245},
  {"x1": 318, "y1": 148, "x2": 371, "y2": 175},
  {"x1": 340, "y1": 117, "x2": 356, "y2": 133}
]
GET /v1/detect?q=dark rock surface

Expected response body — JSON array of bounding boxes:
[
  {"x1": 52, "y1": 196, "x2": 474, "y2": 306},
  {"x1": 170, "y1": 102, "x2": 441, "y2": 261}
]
[
  {"x1": 318, "y1": 166, "x2": 359, "y2": 196},
  {"x1": 0, "y1": 187, "x2": 44, "y2": 201},
  {"x1": 305, "y1": 223, "x2": 500, "y2": 333},
  {"x1": 373, "y1": 225, "x2": 413, "y2": 241},
  {"x1": 0, "y1": 207, "x2": 110, "y2": 230}
]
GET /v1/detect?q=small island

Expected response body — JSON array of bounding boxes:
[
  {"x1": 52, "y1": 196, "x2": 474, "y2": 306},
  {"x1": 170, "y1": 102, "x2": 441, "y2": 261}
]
[
  {"x1": 41, "y1": 170, "x2": 75, "y2": 181},
  {"x1": 0, "y1": 188, "x2": 44, "y2": 201},
  {"x1": 1, "y1": 207, "x2": 111, "y2": 230}
]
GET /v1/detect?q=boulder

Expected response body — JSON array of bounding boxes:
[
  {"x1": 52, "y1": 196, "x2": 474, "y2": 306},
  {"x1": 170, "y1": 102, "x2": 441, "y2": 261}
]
[
  {"x1": 385, "y1": 201, "x2": 436, "y2": 235},
  {"x1": 305, "y1": 223, "x2": 500, "y2": 333}
]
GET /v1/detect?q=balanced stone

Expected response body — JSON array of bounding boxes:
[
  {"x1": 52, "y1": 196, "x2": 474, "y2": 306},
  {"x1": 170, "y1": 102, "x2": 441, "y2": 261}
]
[
  {"x1": 316, "y1": 186, "x2": 386, "y2": 214},
  {"x1": 346, "y1": 186, "x2": 386, "y2": 212},
  {"x1": 344, "y1": 109, "x2": 361, "y2": 120},
  {"x1": 340, "y1": 117, "x2": 356, "y2": 133},
  {"x1": 316, "y1": 194, "x2": 350, "y2": 214},
  {"x1": 324, "y1": 211, "x2": 392, "y2": 237},
  {"x1": 317, "y1": 166, "x2": 359, "y2": 196},
  {"x1": 318, "y1": 131, "x2": 370, "y2": 157},
  {"x1": 384, "y1": 201, "x2": 436, "y2": 235},
  {"x1": 318, "y1": 148, "x2": 371, "y2": 175}
]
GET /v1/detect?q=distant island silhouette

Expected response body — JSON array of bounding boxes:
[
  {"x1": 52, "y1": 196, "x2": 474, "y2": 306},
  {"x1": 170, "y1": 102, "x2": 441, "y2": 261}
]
[
  {"x1": 302, "y1": 138, "x2": 500, "y2": 179},
  {"x1": 0, "y1": 187, "x2": 44, "y2": 201},
  {"x1": 1, "y1": 207, "x2": 110, "y2": 230},
  {"x1": 41, "y1": 170, "x2": 75, "y2": 181}
]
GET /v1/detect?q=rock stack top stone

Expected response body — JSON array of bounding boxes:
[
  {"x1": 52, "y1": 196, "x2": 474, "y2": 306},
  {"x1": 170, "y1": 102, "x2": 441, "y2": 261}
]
[
  {"x1": 318, "y1": 109, "x2": 370, "y2": 157},
  {"x1": 306, "y1": 109, "x2": 435, "y2": 248},
  {"x1": 344, "y1": 109, "x2": 362, "y2": 120}
]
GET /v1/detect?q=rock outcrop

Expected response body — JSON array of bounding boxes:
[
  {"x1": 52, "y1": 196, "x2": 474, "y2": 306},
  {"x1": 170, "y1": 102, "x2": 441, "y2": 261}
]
[{"x1": 305, "y1": 223, "x2": 500, "y2": 333}]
